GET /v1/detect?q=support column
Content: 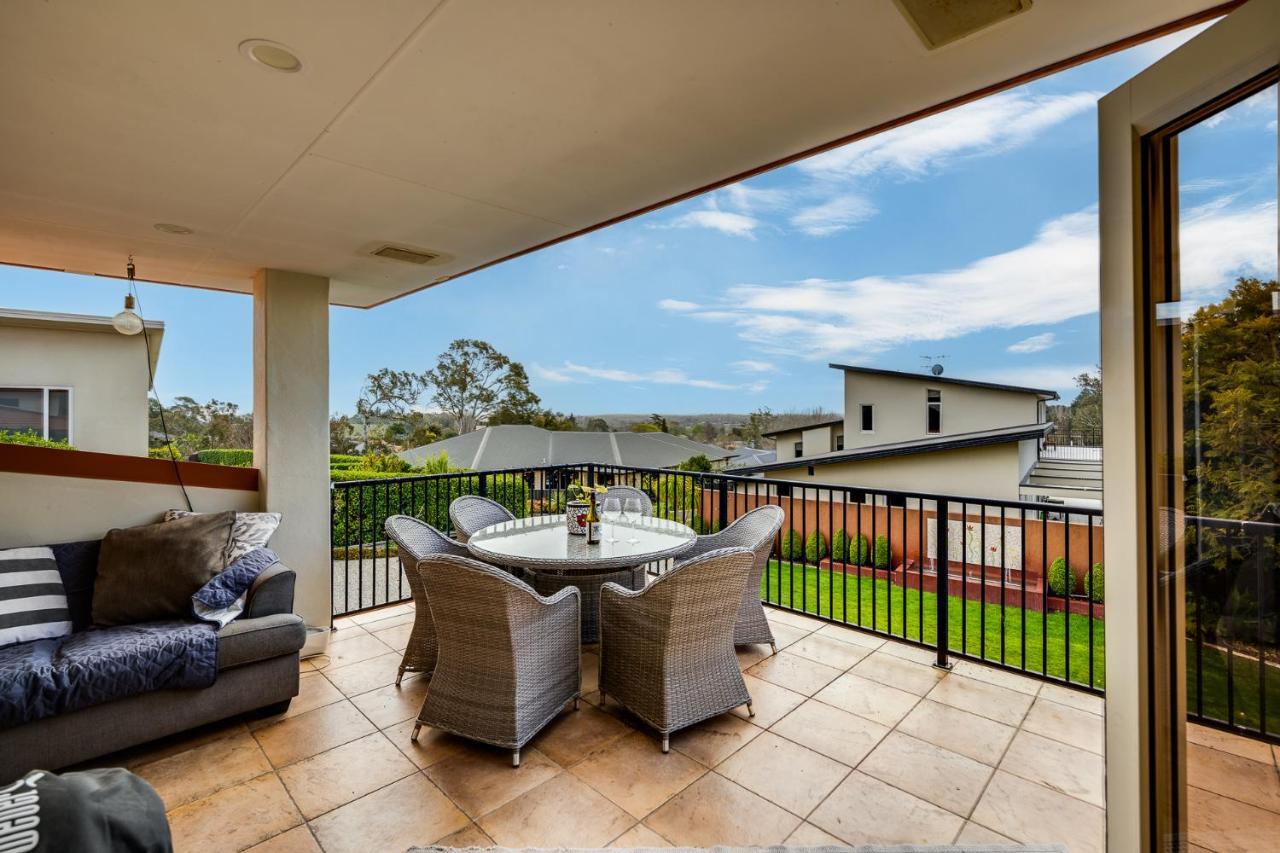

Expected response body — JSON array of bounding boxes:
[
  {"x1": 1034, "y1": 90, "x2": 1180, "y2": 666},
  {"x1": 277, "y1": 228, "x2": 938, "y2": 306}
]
[{"x1": 253, "y1": 269, "x2": 331, "y2": 649}]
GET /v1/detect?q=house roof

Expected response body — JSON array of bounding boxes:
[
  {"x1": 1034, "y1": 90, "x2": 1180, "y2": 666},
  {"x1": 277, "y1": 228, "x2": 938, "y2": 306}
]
[
  {"x1": 0, "y1": 307, "x2": 164, "y2": 379},
  {"x1": 761, "y1": 417, "x2": 844, "y2": 438},
  {"x1": 727, "y1": 447, "x2": 777, "y2": 469},
  {"x1": 0, "y1": 2, "x2": 1226, "y2": 307},
  {"x1": 734, "y1": 422, "x2": 1054, "y2": 474},
  {"x1": 828, "y1": 364, "x2": 1060, "y2": 400},
  {"x1": 398, "y1": 425, "x2": 734, "y2": 471}
]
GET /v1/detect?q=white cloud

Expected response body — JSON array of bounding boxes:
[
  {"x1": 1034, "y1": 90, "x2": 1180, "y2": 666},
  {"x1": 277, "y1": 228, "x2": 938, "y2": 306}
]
[
  {"x1": 1008, "y1": 332, "x2": 1058, "y2": 354},
  {"x1": 532, "y1": 363, "x2": 575, "y2": 383},
  {"x1": 663, "y1": 208, "x2": 761, "y2": 238},
  {"x1": 731, "y1": 359, "x2": 778, "y2": 373},
  {"x1": 658, "y1": 298, "x2": 700, "y2": 312},
  {"x1": 1179, "y1": 199, "x2": 1277, "y2": 296},
  {"x1": 790, "y1": 194, "x2": 877, "y2": 236},
  {"x1": 550, "y1": 361, "x2": 764, "y2": 392},
  {"x1": 798, "y1": 91, "x2": 1099, "y2": 180}
]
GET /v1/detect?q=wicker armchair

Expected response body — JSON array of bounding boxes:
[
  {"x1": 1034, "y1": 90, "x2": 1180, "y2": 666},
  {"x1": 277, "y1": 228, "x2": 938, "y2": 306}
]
[
  {"x1": 603, "y1": 485, "x2": 653, "y2": 517},
  {"x1": 449, "y1": 495, "x2": 516, "y2": 543},
  {"x1": 383, "y1": 515, "x2": 468, "y2": 686},
  {"x1": 676, "y1": 505, "x2": 785, "y2": 652},
  {"x1": 598, "y1": 546, "x2": 756, "y2": 752},
  {"x1": 412, "y1": 554, "x2": 580, "y2": 767}
]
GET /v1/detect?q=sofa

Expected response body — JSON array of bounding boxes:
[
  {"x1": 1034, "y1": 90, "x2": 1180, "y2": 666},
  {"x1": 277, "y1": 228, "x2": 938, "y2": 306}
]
[{"x1": 0, "y1": 537, "x2": 306, "y2": 781}]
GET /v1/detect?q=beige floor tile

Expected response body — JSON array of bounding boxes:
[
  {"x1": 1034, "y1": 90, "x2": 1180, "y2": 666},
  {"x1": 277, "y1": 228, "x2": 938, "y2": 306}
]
[
  {"x1": 858, "y1": 731, "x2": 992, "y2": 816},
  {"x1": 1037, "y1": 681, "x2": 1105, "y2": 714},
  {"x1": 310, "y1": 773, "x2": 469, "y2": 853},
  {"x1": 253, "y1": 700, "x2": 375, "y2": 768},
  {"x1": 1022, "y1": 696, "x2": 1105, "y2": 754},
  {"x1": 135, "y1": 730, "x2": 272, "y2": 810},
  {"x1": 425, "y1": 745, "x2": 561, "y2": 818},
  {"x1": 570, "y1": 731, "x2": 706, "y2": 818},
  {"x1": 955, "y1": 821, "x2": 1015, "y2": 845},
  {"x1": 1000, "y1": 729, "x2": 1104, "y2": 808},
  {"x1": 304, "y1": 653, "x2": 332, "y2": 671},
  {"x1": 167, "y1": 773, "x2": 302, "y2": 853},
  {"x1": 815, "y1": 623, "x2": 885, "y2": 649},
  {"x1": 349, "y1": 602, "x2": 413, "y2": 624},
  {"x1": 897, "y1": 698, "x2": 1015, "y2": 766},
  {"x1": 770, "y1": 699, "x2": 889, "y2": 768},
  {"x1": 717, "y1": 731, "x2": 850, "y2": 817},
  {"x1": 1187, "y1": 722, "x2": 1276, "y2": 765},
  {"x1": 115, "y1": 719, "x2": 248, "y2": 770},
  {"x1": 1187, "y1": 783, "x2": 1280, "y2": 853},
  {"x1": 765, "y1": 607, "x2": 826, "y2": 631},
  {"x1": 950, "y1": 659, "x2": 1044, "y2": 696},
  {"x1": 298, "y1": 657, "x2": 317, "y2": 672},
  {"x1": 349, "y1": 675, "x2": 430, "y2": 729},
  {"x1": 813, "y1": 672, "x2": 920, "y2": 727},
  {"x1": 735, "y1": 644, "x2": 772, "y2": 671},
  {"x1": 323, "y1": 651, "x2": 403, "y2": 697},
  {"x1": 248, "y1": 671, "x2": 345, "y2": 731},
  {"x1": 323, "y1": 631, "x2": 394, "y2": 668},
  {"x1": 244, "y1": 825, "x2": 322, "y2": 853},
  {"x1": 435, "y1": 822, "x2": 495, "y2": 847},
  {"x1": 368, "y1": 621, "x2": 413, "y2": 652},
  {"x1": 808, "y1": 771, "x2": 964, "y2": 846},
  {"x1": 850, "y1": 650, "x2": 947, "y2": 696},
  {"x1": 786, "y1": 633, "x2": 871, "y2": 670},
  {"x1": 582, "y1": 650, "x2": 600, "y2": 694},
  {"x1": 609, "y1": 822, "x2": 672, "y2": 848},
  {"x1": 970, "y1": 771, "x2": 1104, "y2": 853},
  {"x1": 278, "y1": 732, "x2": 417, "y2": 819},
  {"x1": 926, "y1": 673, "x2": 1033, "y2": 727},
  {"x1": 644, "y1": 773, "x2": 801, "y2": 846},
  {"x1": 729, "y1": 674, "x2": 806, "y2": 727},
  {"x1": 361, "y1": 609, "x2": 416, "y2": 631},
  {"x1": 383, "y1": 719, "x2": 471, "y2": 769},
  {"x1": 1187, "y1": 742, "x2": 1280, "y2": 814},
  {"x1": 764, "y1": 621, "x2": 812, "y2": 650},
  {"x1": 478, "y1": 772, "x2": 634, "y2": 847},
  {"x1": 329, "y1": 615, "x2": 366, "y2": 632},
  {"x1": 876, "y1": 640, "x2": 939, "y2": 666},
  {"x1": 746, "y1": 651, "x2": 843, "y2": 696},
  {"x1": 669, "y1": 713, "x2": 763, "y2": 767},
  {"x1": 530, "y1": 703, "x2": 634, "y2": 767},
  {"x1": 784, "y1": 821, "x2": 844, "y2": 846}
]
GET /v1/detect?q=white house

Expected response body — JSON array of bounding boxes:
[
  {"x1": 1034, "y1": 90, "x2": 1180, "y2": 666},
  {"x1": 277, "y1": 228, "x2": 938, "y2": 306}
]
[{"x1": 0, "y1": 308, "x2": 163, "y2": 456}]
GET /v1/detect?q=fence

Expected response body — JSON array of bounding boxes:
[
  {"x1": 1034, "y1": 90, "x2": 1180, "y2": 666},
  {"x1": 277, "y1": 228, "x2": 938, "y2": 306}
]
[{"x1": 1041, "y1": 430, "x2": 1102, "y2": 462}]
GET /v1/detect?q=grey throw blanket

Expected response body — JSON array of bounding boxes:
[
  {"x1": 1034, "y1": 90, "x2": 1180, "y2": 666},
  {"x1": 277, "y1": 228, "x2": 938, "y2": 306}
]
[{"x1": 0, "y1": 620, "x2": 217, "y2": 728}]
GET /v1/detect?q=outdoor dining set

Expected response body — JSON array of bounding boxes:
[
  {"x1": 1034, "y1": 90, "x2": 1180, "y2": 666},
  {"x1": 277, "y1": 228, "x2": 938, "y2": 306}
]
[{"x1": 382, "y1": 486, "x2": 785, "y2": 767}]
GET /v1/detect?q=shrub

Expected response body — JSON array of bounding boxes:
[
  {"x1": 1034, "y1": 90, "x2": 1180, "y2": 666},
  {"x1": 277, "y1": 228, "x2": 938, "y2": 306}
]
[
  {"x1": 0, "y1": 430, "x2": 72, "y2": 450},
  {"x1": 148, "y1": 443, "x2": 182, "y2": 460},
  {"x1": 1084, "y1": 563, "x2": 1104, "y2": 603},
  {"x1": 191, "y1": 448, "x2": 253, "y2": 466},
  {"x1": 831, "y1": 528, "x2": 852, "y2": 562},
  {"x1": 873, "y1": 534, "x2": 890, "y2": 570},
  {"x1": 1047, "y1": 556, "x2": 1072, "y2": 597},
  {"x1": 780, "y1": 530, "x2": 804, "y2": 561},
  {"x1": 329, "y1": 454, "x2": 364, "y2": 465},
  {"x1": 360, "y1": 452, "x2": 413, "y2": 473},
  {"x1": 853, "y1": 534, "x2": 872, "y2": 566},
  {"x1": 805, "y1": 530, "x2": 828, "y2": 563}
]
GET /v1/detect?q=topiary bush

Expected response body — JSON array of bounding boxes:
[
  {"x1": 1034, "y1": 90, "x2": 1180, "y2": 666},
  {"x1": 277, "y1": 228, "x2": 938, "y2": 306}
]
[
  {"x1": 831, "y1": 528, "x2": 852, "y2": 562},
  {"x1": 854, "y1": 534, "x2": 872, "y2": 566},
  {"x1": 1084, "y1": 563, "x2": 1104, "y2": 603},
  {"x1": 780, "y1": 530, "x2": 804, "y2": 561},
  {"x1": 873, "y1": 534, "x2": 891, "y2": 570},
  {"x1": 1047, "y1": 556, "x2": 1072, "y2": 597},
  {"x1": 805, "y1": 530, "x2": 828, "y2": 563}
]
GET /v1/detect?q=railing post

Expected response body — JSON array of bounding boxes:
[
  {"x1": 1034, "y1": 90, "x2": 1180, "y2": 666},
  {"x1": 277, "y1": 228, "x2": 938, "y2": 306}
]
[
  {"x1": 935, "y1": 497, "x2": 952, "y2": 670},
  {"x1": 478, "y1": 471, "x2": 488, "y2": 497},
  {"x1": 586, "y1": 462, "x2": 596, "y2": 488},
  {"x1": 717, "y1": 477, "x2": 729, "y2": 531}
]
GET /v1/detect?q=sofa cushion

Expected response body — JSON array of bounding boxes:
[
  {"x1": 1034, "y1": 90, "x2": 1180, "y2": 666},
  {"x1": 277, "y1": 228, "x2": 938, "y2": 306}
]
[
  {"x1": 50, "y1": 540, "x2": 101, "y2": 632},
  {"x1": 92, "y1": 512, "x2": 235, "y2": 627},
  {"x1": 164, "y1": 509, "x2": 282, "y2": 564},
  {"x1": 217, "y1": 613, "x2": 305, "y2": 670},
  {"x1": 0, "y1": 546, "x2": 72, "y2": 647}
]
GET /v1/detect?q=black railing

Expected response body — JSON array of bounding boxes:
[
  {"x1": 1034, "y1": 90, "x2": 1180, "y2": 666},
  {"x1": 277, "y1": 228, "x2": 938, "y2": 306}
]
[{"x1": 1041, "y1": 430, "x2": 1103, "y2": 461}]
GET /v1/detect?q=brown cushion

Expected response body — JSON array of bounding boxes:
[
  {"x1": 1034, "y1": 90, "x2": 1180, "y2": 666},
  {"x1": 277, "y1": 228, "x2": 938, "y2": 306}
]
[{"x1": 91, "y1": 511, "x2": 235, "y2": 626}]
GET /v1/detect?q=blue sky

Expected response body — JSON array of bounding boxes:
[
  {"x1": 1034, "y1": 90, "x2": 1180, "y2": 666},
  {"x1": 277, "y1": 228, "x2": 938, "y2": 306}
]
[{"x1": 2, "y1": 24, "x2": 1275, "y2": 416}]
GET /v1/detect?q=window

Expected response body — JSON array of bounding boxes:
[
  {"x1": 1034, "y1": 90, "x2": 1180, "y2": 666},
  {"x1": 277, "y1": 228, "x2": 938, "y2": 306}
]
[
  {"x1": 859, "y1": 404, "x2": 874, "y2": 432},
  {"x1": 0, "y1": 387, "x2": 71, "y2": 442},
  {"x1": 926, "y1": 389, "x2": 942, "y2": 434},
  {"x1": 834, "y1": 433, "x2": 844, "y2": 451},
  {"x1": 793, "y1": 440, "x2": 803, "y2": 457}
]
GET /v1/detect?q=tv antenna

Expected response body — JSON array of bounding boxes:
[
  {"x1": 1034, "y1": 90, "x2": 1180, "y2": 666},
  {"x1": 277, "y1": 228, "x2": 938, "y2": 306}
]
[{"x1": 920, "y1": 355, "x2": 948, "y2": 376}]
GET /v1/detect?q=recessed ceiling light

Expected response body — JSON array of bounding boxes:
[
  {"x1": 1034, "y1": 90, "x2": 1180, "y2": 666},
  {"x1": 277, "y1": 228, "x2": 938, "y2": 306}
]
[
  {"x1": 153, "y1": 222, "x2": 194, "y2": 235},
  {"x1": 239, "y1": 39, "x2": 303, "y2": 73}
]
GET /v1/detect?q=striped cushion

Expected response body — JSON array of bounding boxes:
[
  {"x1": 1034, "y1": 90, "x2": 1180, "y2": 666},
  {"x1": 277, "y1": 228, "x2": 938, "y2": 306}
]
[{"x1": 0, "y1": 546, "x2": 72, "y2": 647}]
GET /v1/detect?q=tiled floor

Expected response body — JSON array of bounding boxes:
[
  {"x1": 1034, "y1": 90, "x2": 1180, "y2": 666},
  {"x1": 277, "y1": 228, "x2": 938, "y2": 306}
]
[
  {"x1": 93, "y1": 603, "x2": 1108, "y2": 852},
  {"x1": 1186, "y1": 721, "x2": 1280, "y2": 853}
]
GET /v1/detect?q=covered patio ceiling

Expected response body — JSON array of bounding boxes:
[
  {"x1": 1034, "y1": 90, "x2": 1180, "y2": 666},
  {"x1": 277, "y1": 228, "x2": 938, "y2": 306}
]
[{"x1": 0, "y1": 0, "x2": 1234, "y2": 308}]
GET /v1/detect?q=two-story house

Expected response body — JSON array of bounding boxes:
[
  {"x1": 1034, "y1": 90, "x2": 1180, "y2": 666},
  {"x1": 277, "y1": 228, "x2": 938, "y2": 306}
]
[{"x1": 745, "y1": 364, "x2": 1100, "y2": 507}]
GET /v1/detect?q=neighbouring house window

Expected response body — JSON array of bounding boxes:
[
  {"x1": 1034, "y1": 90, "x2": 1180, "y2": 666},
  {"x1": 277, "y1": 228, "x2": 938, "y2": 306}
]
[
  {"x1": 926, "y1": 389, "x2": 942, "y2": 434},
  {"x1": 860, "y1": 404, "x2": 874, "y2": 432},
  {"x1": 793, "y1": 440, "x2": 803, "y2": 457},
  {"x1": 834, "y1": 433, "x2": 844, "y2": 451},
  {"x1": 0, "y1": 387, "x2": 71, "y2": 442}
]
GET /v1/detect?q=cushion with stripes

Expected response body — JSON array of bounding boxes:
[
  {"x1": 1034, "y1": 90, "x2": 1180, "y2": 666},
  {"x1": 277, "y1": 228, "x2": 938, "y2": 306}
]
[{"x1": 0, "y1": 546, "x2": 72, "y2": 647}]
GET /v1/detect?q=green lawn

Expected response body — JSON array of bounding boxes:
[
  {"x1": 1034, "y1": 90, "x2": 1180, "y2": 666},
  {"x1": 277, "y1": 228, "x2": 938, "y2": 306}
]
[{"x1": 1185, "y1": 640, "x2": 1280, "y2": 735}]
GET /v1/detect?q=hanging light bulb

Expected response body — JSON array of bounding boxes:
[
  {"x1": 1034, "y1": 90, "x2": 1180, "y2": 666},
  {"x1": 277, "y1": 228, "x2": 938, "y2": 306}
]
[{"x1": 112, "y1": 293, "x2": 144, "y2": 335}]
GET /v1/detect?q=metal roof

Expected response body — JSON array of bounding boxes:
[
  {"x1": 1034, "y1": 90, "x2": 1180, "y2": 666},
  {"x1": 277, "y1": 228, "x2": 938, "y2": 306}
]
[
  {"x1": 398, "y1": 425, "x2": 733, "y2": 470},
  {"x1": 761, "y1": 417, "x2": 844, "y2": 438},
  {"x1": 827, "y1": 364, "x2": 1060, "y2": 400}
]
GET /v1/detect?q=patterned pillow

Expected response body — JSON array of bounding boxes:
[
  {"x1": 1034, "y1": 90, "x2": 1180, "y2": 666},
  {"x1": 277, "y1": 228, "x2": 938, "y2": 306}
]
[
  {"x1": 0, "y1": 546, "x2": 72, "y2": 646},
  {"x1": 163, "y1": 510, "x2": 282, "y2": 563}
]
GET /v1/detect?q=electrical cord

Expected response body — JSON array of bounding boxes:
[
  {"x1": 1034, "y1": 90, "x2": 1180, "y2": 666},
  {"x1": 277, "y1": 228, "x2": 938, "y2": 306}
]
[{"x1": 127, "y1": 257, "x2": 193, "y2": 512}]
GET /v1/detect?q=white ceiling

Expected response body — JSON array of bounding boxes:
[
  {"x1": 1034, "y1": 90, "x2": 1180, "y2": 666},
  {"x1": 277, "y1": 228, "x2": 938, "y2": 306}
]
[{"x1": 0, "y1": 0, "x2": 1229, "y2": 307}]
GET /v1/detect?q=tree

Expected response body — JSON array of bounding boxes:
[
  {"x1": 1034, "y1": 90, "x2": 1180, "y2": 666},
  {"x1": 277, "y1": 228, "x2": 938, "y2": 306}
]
[
  {"x1": 149, "y1": 396, "x2": 252, "y2": 455},
  {"x1": 355, "y1": 368, "x2": 424, "y2": 445},
  {"x1": 742, "y1": 406, "x2": 774, "y2": 447},
  {"x1": 630, "y1": 422, "x2": 661, "y2": 433},
  {"x1": 330, "y1": 414, "x2": 358, "y2": 454},
  {"x1": 649, "y1": 413, "x2": 669, "y2": 433},
  {"x1": 584, "y1": 417, "x2": 611, "y2": 432},
  {"x1": 676, "y1": 453, "x2": 713, "y2": 472},
  {"x1": 423, "y1": 339, "x2": 539, "y2": 433}
]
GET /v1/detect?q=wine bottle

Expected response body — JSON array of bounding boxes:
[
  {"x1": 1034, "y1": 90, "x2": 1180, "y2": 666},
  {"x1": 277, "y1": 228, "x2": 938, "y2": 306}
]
[{"x1": 586, "y1": 493, "x2": 600, "y2": 544}]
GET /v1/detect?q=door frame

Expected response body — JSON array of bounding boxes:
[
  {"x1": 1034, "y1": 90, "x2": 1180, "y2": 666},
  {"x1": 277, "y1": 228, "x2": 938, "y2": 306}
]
[{"x1": 1098, "y1": 1, "x2": 1279, "y2": 849}]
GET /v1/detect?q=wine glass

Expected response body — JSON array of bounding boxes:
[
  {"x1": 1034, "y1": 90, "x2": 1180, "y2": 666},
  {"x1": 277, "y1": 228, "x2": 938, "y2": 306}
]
[
  {"x1": 601, "y1": 497, "x2": 622, "y2": 544},
  {"x1": 622, "y1": 497, "x2": 643, "y2": 544}
]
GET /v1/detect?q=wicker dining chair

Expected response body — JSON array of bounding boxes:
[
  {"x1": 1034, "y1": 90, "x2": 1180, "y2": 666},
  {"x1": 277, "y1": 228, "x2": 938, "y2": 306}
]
[
  {"x1": 449, "y1": 495, "x2": 516, "y2": 544},
  {"x1": 603, "y1": 485, "x2": 653, "y2": 517},
  {"x1": 598, "y1": 546, "x2": 756, "y2": 752},
  {"x1": 675, "y1": 505, "x2": 785, "y2": 652},
  {"x1": 412, "y1": 553, "x2": 581, "y2": 767},
  {"x1": 383, "y1": 515, "x2": 469, "y2": 686}
]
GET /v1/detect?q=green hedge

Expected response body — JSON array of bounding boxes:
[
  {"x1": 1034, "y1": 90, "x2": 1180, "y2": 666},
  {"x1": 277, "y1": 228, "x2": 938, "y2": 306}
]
[
  {"x1": 191, "y1": 448, "x2": 254, "y2": 466},
  {"x1": 805, "y1": 530, "x2": 828, "y2": 563},
  {"x1": 1084, "y1": 563, "x2": 1104, "y2": 603},
  {"x1": 873, "y1": 534, "x2": 890, "y2": 570},
  {"x1": 1048, "y1": 556, "x2": 1071, "y2": 597},
  {"x1": 0, "y1": 430, "x2": 72, "y2": 450},
  {"x1": 780, "y1": 530, "x2": 803, "y2": 561},
  {"x1": 831, "y1": 529, "x2": 872, "y2": 565}
]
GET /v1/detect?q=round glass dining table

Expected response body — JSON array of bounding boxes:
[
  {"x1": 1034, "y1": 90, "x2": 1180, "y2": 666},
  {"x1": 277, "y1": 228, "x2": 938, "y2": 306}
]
[{"x1": 466, "y1": 514, "x2": 697, "y2": 642}]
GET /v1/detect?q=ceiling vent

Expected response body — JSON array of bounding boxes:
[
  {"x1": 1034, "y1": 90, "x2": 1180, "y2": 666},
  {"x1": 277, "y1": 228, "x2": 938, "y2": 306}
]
[
  {"x1": 370, "y1": 244, "x2": 441, "y2": 265},
  {"x1": 894, "y1": 0, "x2": 1032, "y2": 50}
]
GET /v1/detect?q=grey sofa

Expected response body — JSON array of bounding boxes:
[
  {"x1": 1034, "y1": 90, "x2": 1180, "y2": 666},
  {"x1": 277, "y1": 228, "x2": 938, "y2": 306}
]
[{"x1": 0, "y1": 538, "x2": 305, "y2": 781}]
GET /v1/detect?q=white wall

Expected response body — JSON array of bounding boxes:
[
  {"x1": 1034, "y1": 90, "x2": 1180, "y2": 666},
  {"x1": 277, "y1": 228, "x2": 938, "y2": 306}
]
[{"x1": 0, "y1": 325, "x2": 157, "y2": 455}]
